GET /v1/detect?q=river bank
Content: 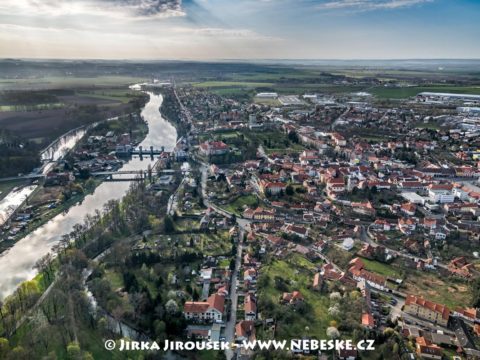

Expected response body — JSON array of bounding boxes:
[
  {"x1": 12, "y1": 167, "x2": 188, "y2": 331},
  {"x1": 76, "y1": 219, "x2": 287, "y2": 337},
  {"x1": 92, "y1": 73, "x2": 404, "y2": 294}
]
[
  {"x1": 0, "y1": 89, "x2": 177, "y2": 300},
  {"x1": 0, "y1": 88, "x2": 183, "y2": 359},
  {"x1": 0, "y1": 112, "x2": 148, "y2": 254}
]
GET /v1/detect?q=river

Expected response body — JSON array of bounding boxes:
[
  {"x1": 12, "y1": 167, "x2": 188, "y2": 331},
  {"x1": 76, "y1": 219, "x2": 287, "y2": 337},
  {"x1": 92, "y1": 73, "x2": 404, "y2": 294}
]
[
  {"x1": 0, "y1": 127, "x2": 87, "y2": 228},
  {"x1": 0, "y1": 90, "x2": 177, "y2": 299}
]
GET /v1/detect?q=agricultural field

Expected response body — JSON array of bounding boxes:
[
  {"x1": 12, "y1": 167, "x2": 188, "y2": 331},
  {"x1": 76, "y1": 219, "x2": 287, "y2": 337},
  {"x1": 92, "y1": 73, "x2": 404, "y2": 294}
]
[
  {"x1": 0, "y1": 75, "x2": 145, "y2": 91},
  {"x1": 74, "y1": 89, "x2": 145, "y2": 104},
  {"x1": 192, "y1": 81, "x2": 274, "y2": 88},
  {"x1": 369, "y1": 85, "x2": 480, "y2": 99}
]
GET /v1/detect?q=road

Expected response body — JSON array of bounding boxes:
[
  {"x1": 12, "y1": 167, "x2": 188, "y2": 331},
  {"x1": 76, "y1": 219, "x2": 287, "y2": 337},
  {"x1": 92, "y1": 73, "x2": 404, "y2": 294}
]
[
  {"x1": 9, "y1": 275, "x2": 58, "y2": 335},
  {"x1": 167, "y1": 178, "x2": 185, "y2": 216},
  {"x1": 257, "y1": 145, "x2": 274, "y2": 164},
  {"x1": 331, "y1": 107, "x2": 350, "y2": 130},
  {"x1": 224, "y1": 225, "x2": 244, "y2": 360},
  {"x1": 200, "y1": 163, "x2": 234, "y2": 219},
  {"x1": 199, "y1": 162, "x2": 248, "y2": 359}
]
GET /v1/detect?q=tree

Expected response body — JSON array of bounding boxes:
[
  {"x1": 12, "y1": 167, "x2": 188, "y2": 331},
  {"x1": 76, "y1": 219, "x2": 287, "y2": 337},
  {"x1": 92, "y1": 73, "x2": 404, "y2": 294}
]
[
  {"x1": 154, "y1": 320, "x2": 167, "y2": 341},
  {"x1": 329, "y1": 292, "x2": 342, "y2": 302},
  {"x1": 0, "y1": 338, "x2": 10, "y2": 359},
  {"x1": 472, "y1": 277, "x2": 480, "y2": 308},
  {"x1": 8, "y1": 346, "x2": 28, "y2": 360},
  {"x1": 164, "y1": 215, "x2": 175, "y2": 234},
  {"x1": 288, "y1": 130, "x2": 299, "y2": 143},
  {"x1": 148, "y1": 215, "x2": 162, "y2": 232},
  {"x1": 328, "y1": 305, "x2": 340, "y2": 317},
  {"x1": 67, "y1": 342, "x2": 82, "y2": 360},
  {"x1": 285, "y1": 185, "x2": 294, "y2": 196},
  {"x1": 192, "y1": 288, "x2": 200, "y2": 301},
  {"x1": 326, "y1": 327, "x2": 340, "y2": 339},
  {"x1": 165, "y1": 299, "x2": 178, "y2": 314}
]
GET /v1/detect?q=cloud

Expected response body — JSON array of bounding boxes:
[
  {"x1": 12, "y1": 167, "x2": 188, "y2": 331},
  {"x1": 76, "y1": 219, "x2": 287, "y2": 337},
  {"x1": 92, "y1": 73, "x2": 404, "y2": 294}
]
[
  {"x1": 104, "y1": 0, "x2": 184, "y2": 18},
  {"x1": 2, "y1": 0, "x2": 186, "y2": 19},
  {"x1": 316, "y1": 0, "x2": 434, "y2": 11}
]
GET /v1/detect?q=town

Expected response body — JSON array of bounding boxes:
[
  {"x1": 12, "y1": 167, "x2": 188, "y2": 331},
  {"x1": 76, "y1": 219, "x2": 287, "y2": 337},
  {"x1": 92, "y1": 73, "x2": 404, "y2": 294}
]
[
  {"x1": 161, "y1": 85, "x2": 480, "y2": 360},
  {"x1": 1, "y1": 63, "x2": 480, "y2": 360}
]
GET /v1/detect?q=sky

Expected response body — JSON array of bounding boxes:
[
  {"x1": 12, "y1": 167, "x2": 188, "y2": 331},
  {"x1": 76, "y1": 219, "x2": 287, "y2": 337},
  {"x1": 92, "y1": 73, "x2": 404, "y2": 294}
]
[{"x1": 0, "y1": 0, "x2": 479, "y2": 60}]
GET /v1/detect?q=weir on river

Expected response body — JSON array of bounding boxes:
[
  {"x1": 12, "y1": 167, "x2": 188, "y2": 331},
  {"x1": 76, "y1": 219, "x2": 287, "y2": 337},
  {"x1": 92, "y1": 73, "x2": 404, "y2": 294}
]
[{"x1": 0, "y1": 90, "x2": 178, "y2": 300}]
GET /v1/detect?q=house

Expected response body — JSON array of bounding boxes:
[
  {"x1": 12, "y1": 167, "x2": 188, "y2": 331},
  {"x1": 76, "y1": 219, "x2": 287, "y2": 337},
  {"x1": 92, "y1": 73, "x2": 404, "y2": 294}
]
[
  {"x1": 326, "y1": 178, "x2": 345, "y2": 197},
  {"x1": 186, "y1": 326, "x2": 210, "y2": 339},
  {"x1": 448, "y1": 257, "x2": 474, "y2": 278},
  {"x1": 299, "y1": 150, "x2": 320, "y2": 165},
  {"x1": 362, "y1": 312, "x2": 375, "y2": 329},
  {"x1": 199, "y1": 141, "x2": 229, "y2": 156},
  {"x1": 341, "y1": 237, "x2": 355, "y2": 251},
  {"x1": 243, "y1": 253, "x2": 257, "y2": 267},
  {"x1": 313, "y1": 273, "x2": 323, "y2": 290},
  {"x1": 398, "y1": 218, "x2": 416, "y2": 234},
  {"x1": 259, "y1": 180, "x2": 286, "y2": 195},
  {"x1": 244, "y1": 294, "x2": 257, "y2": 321},
  {"x1": 282, "y1": 291, "x2": 304, "y2": 305},
  {"x1": 401, "y1": 202, "x2": 417, "y2": 216},
  {"x1": 337, "y1": 349, "x2": 357, "y2": 360},
  {"x1": 183, "y1": 294, "x2": 225, "y2": 322},
  {"x1": 454, "y1": 307, "x2": 478, "y2": 322},
  {"x1": 244, "y1": 268, "x2": 257, "y2": 282},
  {"x1": 372, "y1": 219, "x2": 391, "y2": 231},
  {"x1": 313, "y1": 240, "x2": 327, "y2": 252},
  {"x1": 243, "y1": 207, "x2": 275, "y2": 222},
  {"x1": 331, "y1": 132, "x2": 347, "y2": 146},
  {"x1": 235, "y1": 320, "x2": 256, "y2": 342},
  {"x1": 282, "y1": 223, "x2": 309, "y2": 238},
  {"x1": 348, "y1": 258, "x2": 387, "y2": 291},
  {"x1": 422, "y1": 218, "x2": 437, "y2": 230},
  {"x1": 415, "y1": 337, "x2": 443, "y2": 360},
  {"x1": 404, "y1": 295, "x2": 450, "y2": 327},
  {"x1": 321, "y1": 263, "x2": 343, "y2": 281},
  {"x1": 351, "y1": 201, "x2": 375, "y2": 216},
  {"x1": 44, "y1": 171, "x2": 74, "y2": 186}
]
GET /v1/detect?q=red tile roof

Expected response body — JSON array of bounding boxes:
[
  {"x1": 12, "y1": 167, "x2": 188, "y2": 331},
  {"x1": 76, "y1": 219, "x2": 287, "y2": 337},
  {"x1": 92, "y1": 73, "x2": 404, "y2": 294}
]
[{"x1": 406, "y1": 295, "x2": 450, "y2": 320}]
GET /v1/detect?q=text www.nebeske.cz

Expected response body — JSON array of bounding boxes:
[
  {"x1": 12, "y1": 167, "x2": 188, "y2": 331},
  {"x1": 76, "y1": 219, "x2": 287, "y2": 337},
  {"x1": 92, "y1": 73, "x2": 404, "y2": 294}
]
[{"x1": 108, "y1": 339, "x2": 375, "y2": 352}]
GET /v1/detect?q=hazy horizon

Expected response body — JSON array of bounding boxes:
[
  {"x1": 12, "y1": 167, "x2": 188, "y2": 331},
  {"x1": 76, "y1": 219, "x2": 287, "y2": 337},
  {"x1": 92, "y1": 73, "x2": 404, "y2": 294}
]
[{"x1": 1, "y1": 0, "x2": 480, "y2": 60}]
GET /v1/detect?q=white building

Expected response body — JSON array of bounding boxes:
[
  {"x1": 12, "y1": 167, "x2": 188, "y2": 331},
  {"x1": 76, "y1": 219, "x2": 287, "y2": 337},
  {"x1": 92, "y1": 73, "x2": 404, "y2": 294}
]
[
  {"x1": 183, "y1": 294, "x2": 225, "y2": 323},
  {"x1": 428, "y1": 184, "x2": 454, "y2": 203},
  {"x1": 256, "y1": 92, "x2": 278, "y2": 99}
]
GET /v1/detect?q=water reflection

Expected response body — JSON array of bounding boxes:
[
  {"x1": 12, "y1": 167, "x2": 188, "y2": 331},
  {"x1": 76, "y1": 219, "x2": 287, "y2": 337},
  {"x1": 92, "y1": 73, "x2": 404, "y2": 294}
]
[{"x1": 0, "y1": 91, "x2": 177, "y2": 299}]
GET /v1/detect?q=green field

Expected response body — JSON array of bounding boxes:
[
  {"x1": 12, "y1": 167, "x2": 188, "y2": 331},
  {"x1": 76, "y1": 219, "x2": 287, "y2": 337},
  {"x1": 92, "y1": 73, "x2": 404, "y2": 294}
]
[
  {"x1": 360, "y1": 258, "x2": 402, "y2": 278},
  {"x1": 0, "y1": 103, "x2": 64, "y2": 112},
  {"x1": 192, "y1": 81, "x2": 274, "y2": 88},
  {"x1": 370, "y1": 85, "x2": 480, "y2": 99},
  {"x1": 224, "y1": 194, "x2": 259, "y2": 215},
  {"x1": 76, "y1": 89, "x2": 141, "y2": 103},
  {"x1": 414, "y1": 121, "x2": 443, "y2": 130},
  {"x1": 253, "y1": 97, "x2": 282, "y2": 106},
  {"x1": 191, "y1": 79, "x2": 366, "y2": 96},
  {"x1": 259, "y1": 257, "x2": 332, "y2": 340},
  {"x1": 0, "y1": 76, "x2": 145, "y2": 90}
]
